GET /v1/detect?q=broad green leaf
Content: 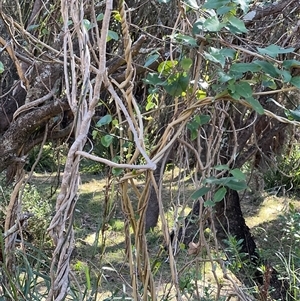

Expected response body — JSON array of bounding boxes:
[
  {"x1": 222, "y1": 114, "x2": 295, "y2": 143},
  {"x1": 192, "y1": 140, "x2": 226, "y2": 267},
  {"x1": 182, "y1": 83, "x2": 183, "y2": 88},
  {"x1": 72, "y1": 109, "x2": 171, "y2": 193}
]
[
  {"x1": 198, "y1": 114, "x2": 210, "y2": 125},
  {"x1": 174, "y1": 34, "x2": 197, "y2": 47},
  {"x1": 112, "y1": 11, "x2": 121, "y2": 22},
  {"x1": 225, "y1": 178, "x2": 248, "y2": 190},
  {"x1": 203, "y1": 0, "x2": 230, "y2": 9},
  {"x1": 203, "y1": 16, "x2": 225, "y2": 32},
  {"x1": 96, "y1": 114, "x2": 112, "y2": 127},
  {"x1": 230, "y1": 168, "x2": 246, "y2": 181},
  {"x1": 204, "y1": 200, "x2": 215, "y2": 207},
  {"x1": 191, "y1": 186, "x2": 210, "y2": 199},
  {"x1": 217, "y1": 6, "x2": 233, "y2": 15},
  {"x1": 257, "y1": 45, "x2": 295, "y2": 58},
  {"x1": 235, "y1": 81, "x2": 252, "y2": 98},
  {"x1": 196, "y1": 89, "x2": 207, "y2": 99},
  {"x1": 283, "y1": 60, "x2": 300, "y2": 69},
  {"x1": 112, "y1": 168, "x2": 123, "y2": 176},
  {"x1": 214, "y1": 164, "x2": 229, "y2": 171},
  {"x1": 83, "y1": 19, "x2": 92, "y2": 31},
  {"x1": 192, "y1": 19, "x2": 205, "y2": 35},
  {"x1": 230, "y1": 63, "x2": 261, "y2": 73},
  {"x1": 165, "y1": 74, "x2": 189, "y2": 96},
  {"x1": 214, "y1": 187, "x2": 227, "y2": 202},
  {"x1": 92, "y1": 130, "x2": 98, "y2": 140},
  {"x1": 0, "y1": 61, "x2": 4, "y2": 74},
  {"x1": 181, "y1": 58, "x2": 193, "y2": 71},
  {"x1": 204, "y1": 177, "x2": 228, "y2": 185},
  {"x1": 144, "y1": 54, "x2": 160, "y2": 68},
  {"x1": 158, "y1": 60, "x2": 178, "y2": 75},
  {"x1": 287, "y1": 108, "x2": 300, "y2": 121},
  {"x1": 101, "y1": 135, "x2": 114, "y2": 147},
  {"x1": 183, "y1": 0, "x2": 199, "y2": 9},
  {"x1": 227, "y1": 16, "x2": 248, "y2": 33},
  {"x1": 204, "y1": 47, "x2": 227, "y2": 67},
  {"x1": 276, "y1": 69, "x2": 292, "y2": 83},
  {"x1": 204, "y1": 52, "x2": 225, "y2": 68},
  {"x1": 290, "y1": 76, "x2": 300, "y2": 89},
  {"x1": 262, "y1": 77, "x2": 276, "y2": 89},
  {"x1": 220, "y1": 48, "x2": 236, "y2": 59},
  {"x1": 218, "y1": 71, "x2": 233, "y2": 83},
  {"x1": 245, "y1": 96, "x2": 264, "y2": 114},
  {"x1": 144, "y1": 73, "x2": 163, "y2": 86},
  {"x1": 107, "y1": 30, "x2": 119, "y2": 41},
  {"x1": 253, "y1": 60, "x2": 278, "y2": 77},
  {"x1": 96, "y1": 13, "x2": 104, "y2": 21}
]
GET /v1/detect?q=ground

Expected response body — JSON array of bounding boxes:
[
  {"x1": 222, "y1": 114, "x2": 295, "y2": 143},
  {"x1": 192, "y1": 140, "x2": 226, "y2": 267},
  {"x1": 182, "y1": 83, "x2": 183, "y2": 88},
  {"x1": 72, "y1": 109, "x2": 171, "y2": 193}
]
[{"x1": 13, "y1": 169, "x2": 300, "y2": 300}]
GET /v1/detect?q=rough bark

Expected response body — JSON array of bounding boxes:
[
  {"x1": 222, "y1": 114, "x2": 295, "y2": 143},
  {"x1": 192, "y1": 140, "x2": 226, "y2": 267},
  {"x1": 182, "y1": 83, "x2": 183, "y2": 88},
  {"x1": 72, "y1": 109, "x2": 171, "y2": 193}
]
[{"x1": 0, "y1": 99, "x2": 69, "y2": 173}]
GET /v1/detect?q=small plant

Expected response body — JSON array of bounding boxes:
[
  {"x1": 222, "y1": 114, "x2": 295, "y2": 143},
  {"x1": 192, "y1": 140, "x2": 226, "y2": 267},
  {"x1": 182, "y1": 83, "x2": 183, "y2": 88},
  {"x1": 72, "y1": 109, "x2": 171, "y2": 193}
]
[
  {"x1": 263, "y1": 144, "x2": 300, "y2": 193},
  {"x1": 21, "y1": 184, "x2": 53, "y2": 244},
  {"x1": 276, "y1": 205, "x2": 300, "y2": 300}
]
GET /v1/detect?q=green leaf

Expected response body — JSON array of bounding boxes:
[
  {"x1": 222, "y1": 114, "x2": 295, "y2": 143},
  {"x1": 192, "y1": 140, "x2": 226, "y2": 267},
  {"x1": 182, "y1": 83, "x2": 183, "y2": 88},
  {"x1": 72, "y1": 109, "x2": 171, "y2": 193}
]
[
  {"x1": 290, "y1": 76, "x2": 300, "y2": 89},
  {"x1": 107, "y1": 30, "x2": 119, "y2": 41},
  {"x1": 245, "y1": 96, "x2": 264, "y2": 115},
  {"x1": 0, "y1": 61, "x2": 4, "y2": 74},
  {"x1": 158, "y1": 60, "x2": 178, "y2": 75},
  {"x1": 218, "y1": 71, "x2": 233, "y2": 83},
  {"x1": 204, "y1": 200, "x2": 215, "y2": 207},
  {"x1": 253, "y1": 60, "x2": 279, "y2": 77},
  {"x1": 235, "y1": 81, "x2": 252, "y2": 98},
  {"x1": 203, "y1": 0, "x2": 230, "y2": 9},
  {"x1": 230, "y1": 168, "x2": 246, "y2": 181},
  {"x1": 257, "y1": 45, "x2": 295, "y2": 58},
  {"x1": 165, "y1": 74, "x2": 189, "y2": 96},
  {"x1": 83, "y1": 19, "x2": 92, "y2": 31},
  {"x1": 92, "y1": 130, "x2": 98, "y2": 140},
  {"x1": 287, "y1": 107, "x2": 300, "y2": 121},
  {"x1": 192, "y1": 19, "x2": 205, "y2": 35},
  {"x1": 174, "y1": 34, "x2": 197, "y2": 47},
  {"x1": 180, "y1": 58, "x2": 193, "y2": 71},
  {"x1": 230, "y1": 63, "x2": 261, "y2": 73},
  {"x1": 112, "y1": 168, "x2": 123, "y2": 176},
  {"x1": 227, "y1": 16, "x2": 248, "y2": 33},
  {"x1": 220, "y1": 48, "x2": 236, "y2": 59},
  {"x1": 144, "y1": 73, "x2": 163, "y2": 86},
  {"x1": 225, "y1": 178, "x2": 248, "y2": 190},
  {"x1": 213, "y1": 187, "x2": 227, "y2": 202},
  {"x1": 191, "y1": 186, "x2": 210, "y2": 199},
  {"x1": 203, "y1": 16, "x2": 225, "y2": 32},
  {"x1": 96, "y1": 13, "x2": 104, "y2": 21},
  {"x1": 276, "y1": 69, "x2": 292, "y2": 83},
  {"x1": 204, "y1": 177, "x2": 229, "y2": 185},
  {"x1": 144, "y1": 54, "x2": 160, "y2": 68},
  {"x1": 204, "y1": 47, "x2": 227, "y2": 67},
  {"x1": 96, "y1": 114, "x2": 112, "y2": 127},
  {"x1": 182, "y1": 0, "x2": 199, "y2": 9},
  {"x1": 198, "y1": 114, "x2": 210, "y2": 125},
  {"x1": 283, "y1": 60, "x2": 300, "y2": 69},
  {"x1": 101, "y1": 135, "x2": 114, "y2": 147}
]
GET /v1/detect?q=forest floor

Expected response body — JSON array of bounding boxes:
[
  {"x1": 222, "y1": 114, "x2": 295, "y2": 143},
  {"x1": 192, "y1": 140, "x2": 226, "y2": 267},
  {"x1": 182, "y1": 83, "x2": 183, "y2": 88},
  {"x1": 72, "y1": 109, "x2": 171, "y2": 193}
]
[
  {"x1": 69, "y1": 173, "x2": 300, "y2": 300},
  {"x1": 27, "y1": 170, "x2": 300, "y2": 300}
]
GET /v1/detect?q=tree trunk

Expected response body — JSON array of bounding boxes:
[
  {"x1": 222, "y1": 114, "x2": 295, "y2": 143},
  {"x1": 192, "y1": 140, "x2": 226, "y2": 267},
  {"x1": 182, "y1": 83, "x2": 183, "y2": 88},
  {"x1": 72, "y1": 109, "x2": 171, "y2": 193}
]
[{"x1": 214, "y1": 189, "x2": 289, "y2": 301}]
